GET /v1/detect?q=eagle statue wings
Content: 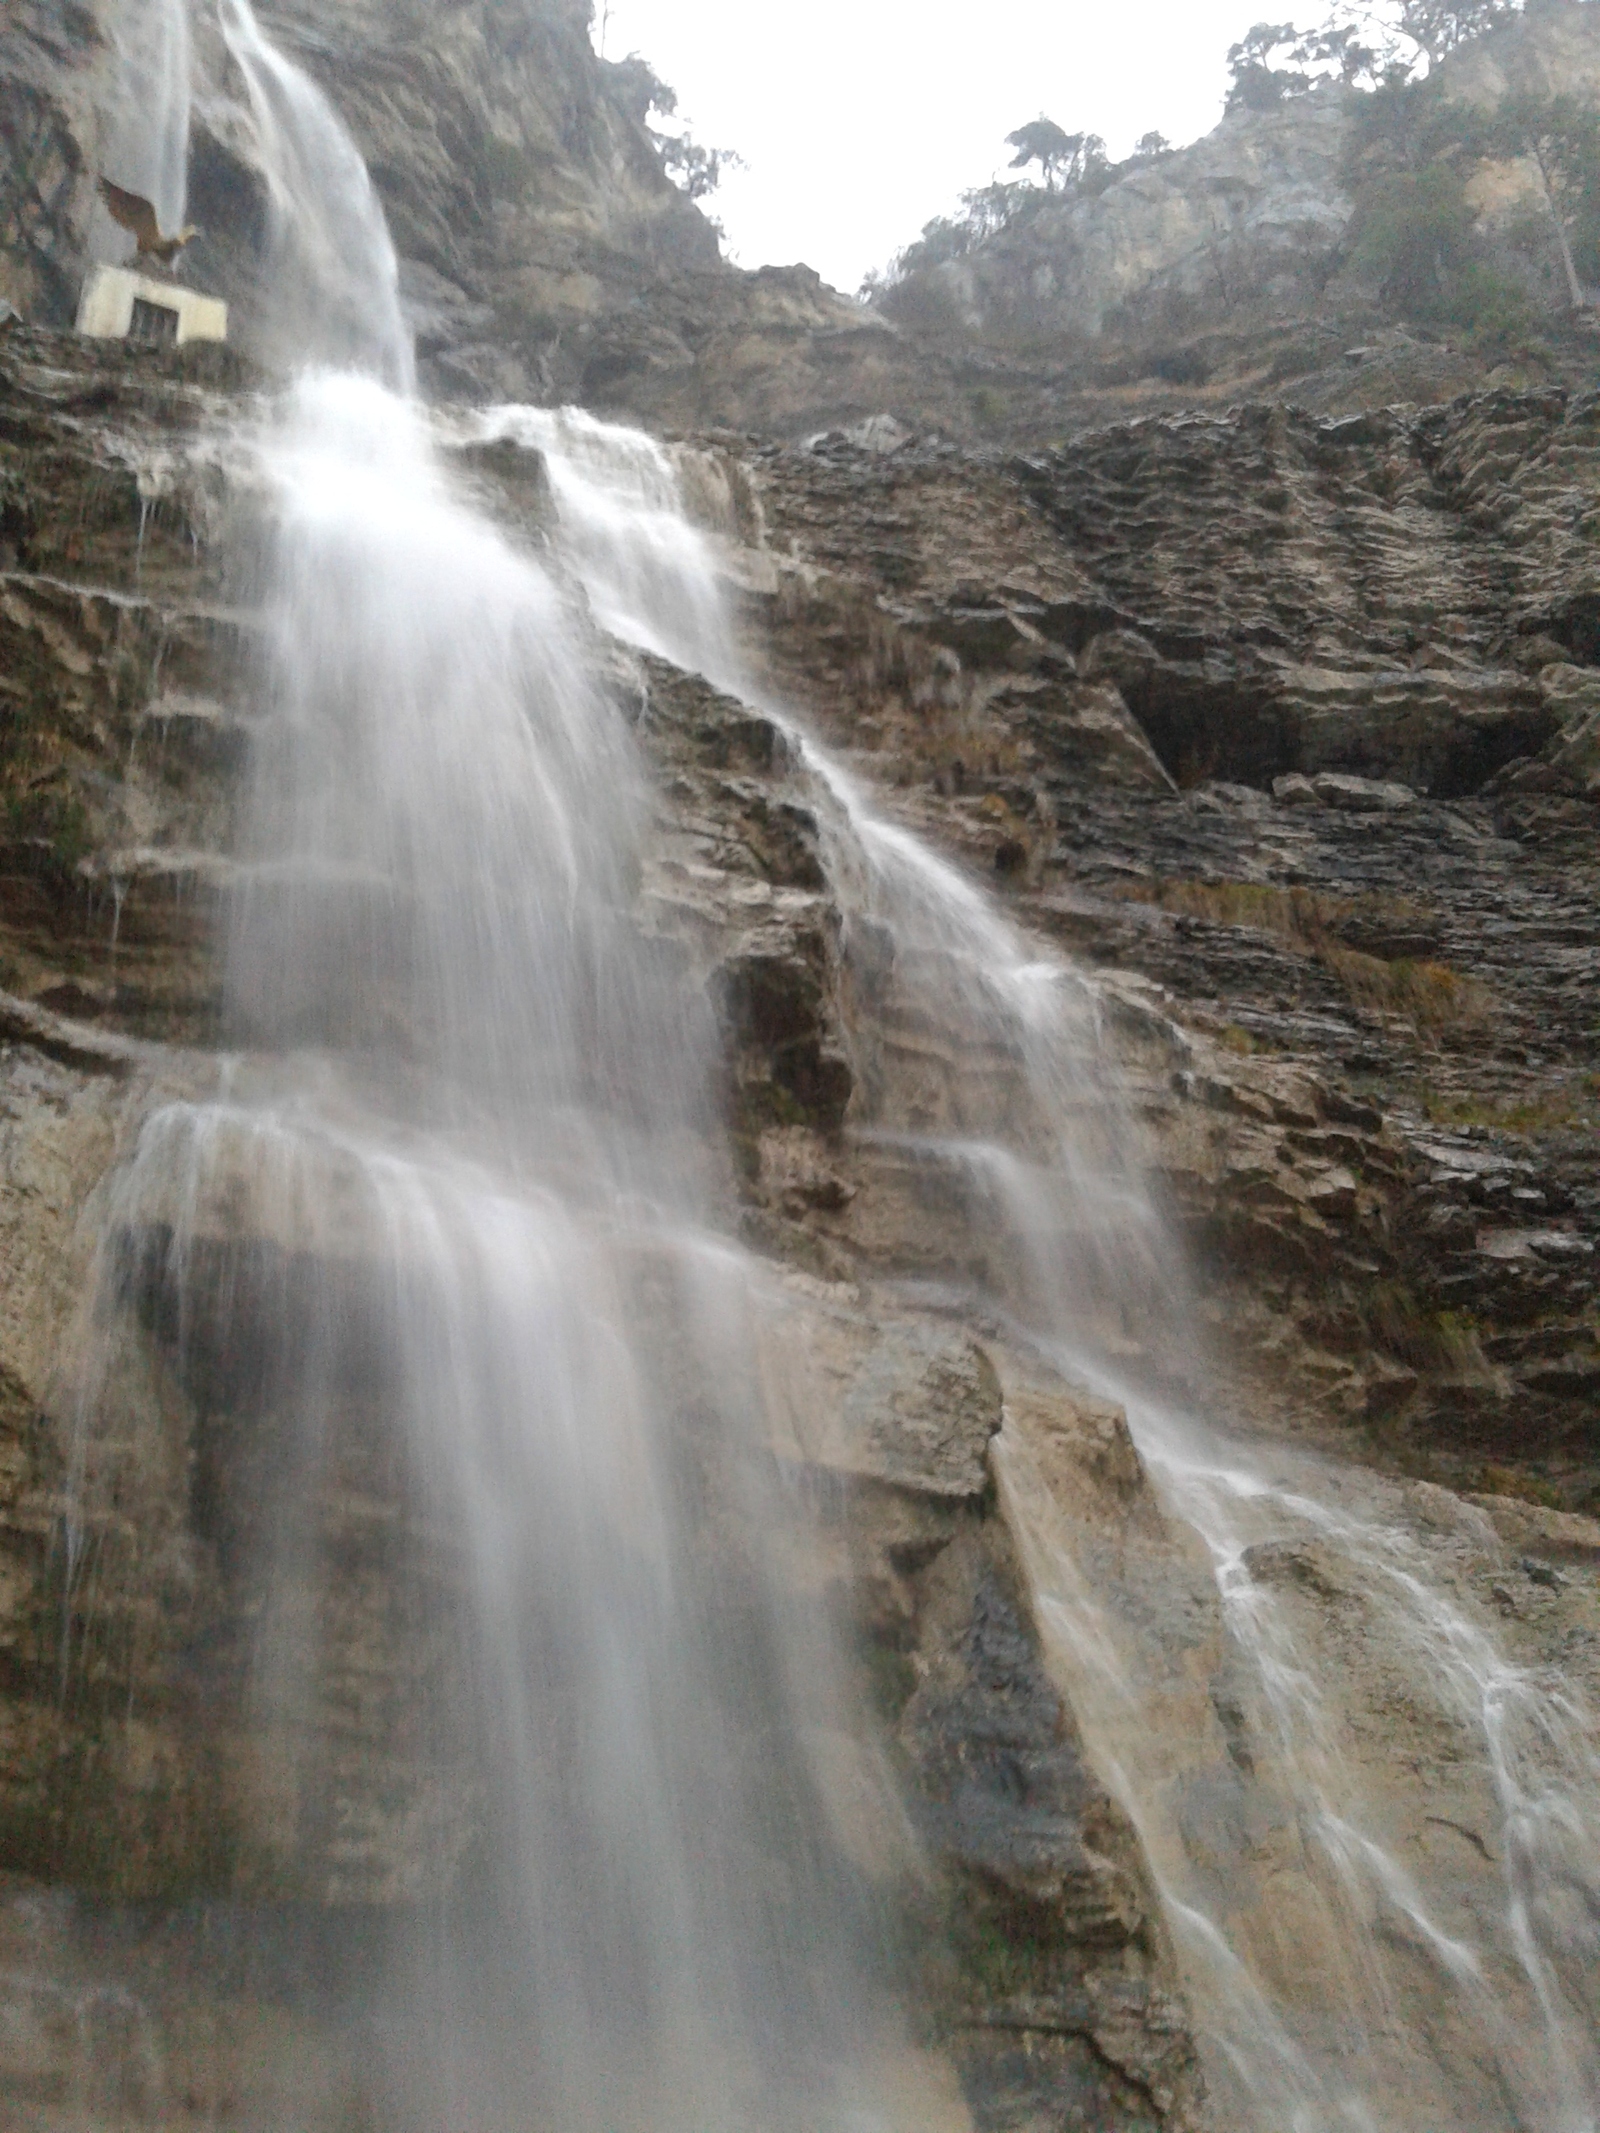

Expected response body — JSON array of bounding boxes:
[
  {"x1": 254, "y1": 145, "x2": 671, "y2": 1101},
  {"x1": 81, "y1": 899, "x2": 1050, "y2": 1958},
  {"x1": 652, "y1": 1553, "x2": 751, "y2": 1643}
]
[{"x1": 97, "y1": 178, "x2": 199, "y2": 267}]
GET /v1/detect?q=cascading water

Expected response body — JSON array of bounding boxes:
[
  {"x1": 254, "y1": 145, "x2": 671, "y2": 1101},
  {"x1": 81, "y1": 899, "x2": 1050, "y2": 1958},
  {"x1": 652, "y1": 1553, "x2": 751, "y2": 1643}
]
[
  {"x1": 482, "y1": 407, "x2": 1600, "y2": 2131},
  {"x1": 218, "y1": 0, "x2": 413, "y2": 390},
  {"x1": 61, "y1": 11, "x2": 955, "y2": 2131},
  {"x1": 101, "y1": 0, "x2": 192, "y2": 238},
  {"x1": 54, "y1": 4, "x2": 1599, "y2": 2125}
]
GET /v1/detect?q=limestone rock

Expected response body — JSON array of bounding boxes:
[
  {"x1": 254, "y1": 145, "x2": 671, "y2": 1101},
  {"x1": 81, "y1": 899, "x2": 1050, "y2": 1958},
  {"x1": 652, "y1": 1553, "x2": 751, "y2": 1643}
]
[
  {"x1": 1466, "y1": 1494, "x2": 1600, "y2": 1564},
  {"x1": 883, "y1": 87, "x2": 1355, "y2": 345},
  {"x1": 1272, "y1": 771, "x2": 1318, "y2": 804},
  {"x1": 838, "y1": 1325, "x2": 1003, "y2": 1499},
  {"x1": 8, "y1": 298, "x2": 1600, "y2": 2128},
  {"x1": 1492, "y1": 662, "x2": 1600, "y2": 796},
  {"x1": 995, "y1": 674, "x2": 1178, "y2": 794},
  {"x1": 875, "y1": 7, "x2": 1600, "y2": 376},
  {"x1": 759, "y1": 1299, "x2": 1002, "y2": 1502},
  {"x1": 12, "y1": 0, "x2": 1600, "y2": 451},
  {"x1": 753, "y1": 397, "x2": 1587, "y2": 804},
  {"x1": 1310, "y1": 771, "x2": 1417, "y2": 811},
  {"x1": 1021, "y1": 1384, "x2": 1150, "y2": 1512},
  {"x1": 895, "y1": 1526, "x2": 1200, "y2": 2126},
  {"x1": 747, "y1": 383, "x2": 1600, "y2": 1499}
]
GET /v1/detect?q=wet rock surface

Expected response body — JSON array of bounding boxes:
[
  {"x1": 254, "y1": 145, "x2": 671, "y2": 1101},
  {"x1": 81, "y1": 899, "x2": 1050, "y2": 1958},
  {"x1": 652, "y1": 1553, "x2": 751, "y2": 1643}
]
[
  {"x1": 0, "y1": 326, "x2": 249, "y2": 1043},
  {"x1": 0, "y1": 330, "x2": 1202, "y2": 2128},
  {"x1": 0, "y1": 323, "x2": 1596, "y2": 2126},
  {"x1": 744, "y1": 393, "x2": 1600, "y2": 1509},
  {"x1": 896, "y1": 1526, "x2": 1199, "y2": 2132}
]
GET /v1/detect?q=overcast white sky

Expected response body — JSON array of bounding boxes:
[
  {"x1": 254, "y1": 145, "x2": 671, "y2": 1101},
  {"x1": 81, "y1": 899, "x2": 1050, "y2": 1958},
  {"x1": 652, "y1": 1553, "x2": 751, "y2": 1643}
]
[{"x1": 591, "y1": 0, "x2": 1262, "y2": 293}]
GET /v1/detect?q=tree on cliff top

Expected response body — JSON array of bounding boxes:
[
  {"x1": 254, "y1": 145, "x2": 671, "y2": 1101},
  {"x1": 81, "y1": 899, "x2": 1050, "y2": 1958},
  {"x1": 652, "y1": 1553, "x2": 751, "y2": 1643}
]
[
  {"x1": 1225, "y1": 22, "x2": 1316, "y2": 108},
  {"x1": 1457, "y1": 88, "x2": 1600, "y2": 305},
  {"x1": 1225, "y1": 2, "x2": 1528, "y2": 107},
  {"x1": 600, "y1": 51, "x2": 743, "y2": 200},
  {"x1": 603, "y1": 53, "x2": 674, "y2": 127},
  {"x1": 873, "y1": 120, "x2": 1111, "y2": 294},
  {"x1": 1225, "y1": 17, "x2": 1414, "y2": 106},
  {"x1": 657, "y1": 136, "x2": 742, "y2": 202},
  {"x1": 1392, "y1": 0, "x2": 1523, "y2": 59},
  {"x1": 1319, "y1": 0, "x2": 1527, "y2": 71},
  {"x1": 1006, "y1": 120, "x2": 1108, "y2": 192},
  {"x1": 1344, "y1": 49, "x2": 1600, "y2": 338}
]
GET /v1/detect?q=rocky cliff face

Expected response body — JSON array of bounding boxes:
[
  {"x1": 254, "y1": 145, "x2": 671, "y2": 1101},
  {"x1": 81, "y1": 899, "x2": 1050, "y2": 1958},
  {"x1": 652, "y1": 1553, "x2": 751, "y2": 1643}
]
[
  {"x1": 2, "y1": 0, "x2": 718, "y2": 372},
  {"x1": 195, "y1": 0, "x2": 729, "y2": 402},
  {"x1": 13, "y1": 0, "x2": 1600, "y2": 449},
  {"x1": 743, "y1": 394, "x2": 1600, "y2": 1507},
  {"x1": 0, "y1": 308, "x2": 1596, "y2": 2125},
  {"x1": 884, "y1": 89, "x2": 1356, "y2": 349},
  {"x1": 880, "y1": 1, "x2": 1600, "y2": 350},
  {"x1": 0, "y1": 283, "x2": 1595, "y2": 2115},
  {"x1": 0, "y1": 7, "x2": 1597, "y2": 2121},
  {"x1": 0, "y1": 0, "x2": 961, "y2": 435},
  {"x1": 0, "y1": 322, "x2": 1217, "y2": 2130},
  {"x1": 871, "y1": 2, "x2": 1600, "y2": 440}
]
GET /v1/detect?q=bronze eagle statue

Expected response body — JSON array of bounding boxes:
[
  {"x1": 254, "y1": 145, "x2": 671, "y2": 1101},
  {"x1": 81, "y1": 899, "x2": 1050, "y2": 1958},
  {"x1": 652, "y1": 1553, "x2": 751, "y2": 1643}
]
[{"x1": 97, "y1": 178, "x2": 200, "y2": 267}]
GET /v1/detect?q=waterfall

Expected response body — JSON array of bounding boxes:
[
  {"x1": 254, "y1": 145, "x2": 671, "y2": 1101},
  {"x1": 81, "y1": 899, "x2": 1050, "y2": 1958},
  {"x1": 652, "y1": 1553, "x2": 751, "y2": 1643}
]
[
  {"x1": 53, "y1": 8, "x2": 1600, "y2": 2127},
  {"x1": 218, "y1": 0, "x2": 413, "y2": 390},
  {"x1": 62, "y1": 16, "x2": 937, "y2": 2129},
  {"x1": 102, "y1": 0, "x2": 192, "y2": 239},
  {"x1": 488, "y1": 405, "x2": 1600, "y2": 2133}
]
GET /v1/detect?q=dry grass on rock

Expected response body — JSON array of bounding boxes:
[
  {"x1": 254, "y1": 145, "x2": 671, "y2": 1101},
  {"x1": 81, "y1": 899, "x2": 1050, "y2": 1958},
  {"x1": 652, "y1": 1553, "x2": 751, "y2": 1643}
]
[{"x1": 1115, "y1": 879, "x2": 1491, "y2": 1040}]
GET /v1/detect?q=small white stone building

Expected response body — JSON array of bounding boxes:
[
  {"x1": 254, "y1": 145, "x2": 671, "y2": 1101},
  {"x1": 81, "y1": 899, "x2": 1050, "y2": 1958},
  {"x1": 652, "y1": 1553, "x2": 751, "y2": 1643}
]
[{"x1": 76, "y1": 264, "x2": 227, "y2": 348}]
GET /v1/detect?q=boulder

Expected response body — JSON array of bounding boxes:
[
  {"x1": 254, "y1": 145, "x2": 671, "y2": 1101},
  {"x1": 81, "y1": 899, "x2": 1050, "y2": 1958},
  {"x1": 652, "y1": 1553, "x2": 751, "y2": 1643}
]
[
  {"x1": 837, "y1": 1325, "x2": 1003, "y2": 1499},
  {"x1": 1310, "y1": 771, "x2": 1417, "y2": 811},
  {"x1": 1007, "y1": 675, "x2": 1178, "y2": 794},
  {"x1": 1492, "y1": 663, "x2": 1600, "y2": 796}
]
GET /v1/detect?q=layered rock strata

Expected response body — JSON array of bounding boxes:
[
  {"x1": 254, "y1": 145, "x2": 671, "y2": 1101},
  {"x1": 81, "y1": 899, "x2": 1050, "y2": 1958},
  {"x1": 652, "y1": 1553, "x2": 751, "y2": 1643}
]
[
  {"x1": 0, "y1": 310, "x2": 1597, "y2": 2124},
  {"x1": 0, "y1": 326, "x2": 1206, "y2": 2128},
  {"x1": 742, "y1": 391, "x2": 1600, "y2": 1505}
]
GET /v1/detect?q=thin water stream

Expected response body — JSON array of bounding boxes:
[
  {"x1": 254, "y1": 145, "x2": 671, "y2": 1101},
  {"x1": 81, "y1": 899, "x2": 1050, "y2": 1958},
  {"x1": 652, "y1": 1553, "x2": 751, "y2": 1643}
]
[
  {"x1": 101, "y1": 0, "x2": 192, "y2": 239},
  {"x1": 219, "y1": 0, "x2": 414, "y2": 390}
]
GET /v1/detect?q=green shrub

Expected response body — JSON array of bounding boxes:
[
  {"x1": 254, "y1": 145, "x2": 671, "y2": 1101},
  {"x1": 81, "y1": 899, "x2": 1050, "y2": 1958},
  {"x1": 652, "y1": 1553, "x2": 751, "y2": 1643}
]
[{"x1": 1351, "y1": 166, "x2": 1478, "y2": 317}]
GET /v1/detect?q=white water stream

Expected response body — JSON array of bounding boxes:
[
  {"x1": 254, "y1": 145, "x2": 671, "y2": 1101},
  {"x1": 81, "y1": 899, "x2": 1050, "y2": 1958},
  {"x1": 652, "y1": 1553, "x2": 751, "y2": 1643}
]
[
  {"x1": 476, "y1": 409, "x2": 1600, "y2": 2130},
  {"x1": 67, "y1": 13, "x2": 923, "y2": 2129},
  {"x1": 56, "y1": 6, "x2": 1600, "y2": 2127},
  {"x1": 101, "y1": 0, "x2": 192, "y2": 239},
  {"x1": 219, "y1": 0, "x2": 413, "y2": 390}
]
